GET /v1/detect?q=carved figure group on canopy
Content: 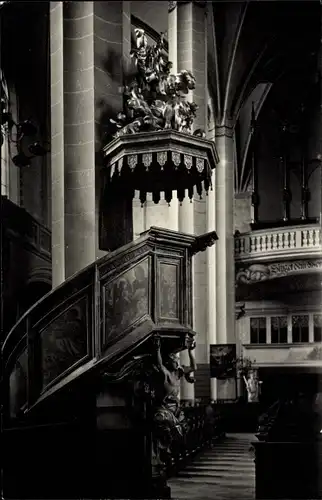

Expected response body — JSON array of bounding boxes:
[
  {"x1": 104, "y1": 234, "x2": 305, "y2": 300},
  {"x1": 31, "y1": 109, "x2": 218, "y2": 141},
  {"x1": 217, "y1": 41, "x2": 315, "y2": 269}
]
[{"x1": 110, "y1": 28, "x2": 205, "y2": 138}]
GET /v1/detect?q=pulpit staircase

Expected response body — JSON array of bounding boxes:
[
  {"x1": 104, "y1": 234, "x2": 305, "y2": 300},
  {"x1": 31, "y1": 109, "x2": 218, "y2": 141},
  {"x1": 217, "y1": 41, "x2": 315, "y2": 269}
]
[{"x1": 2, "y1": 226, "x2": 217, "y2": 500}]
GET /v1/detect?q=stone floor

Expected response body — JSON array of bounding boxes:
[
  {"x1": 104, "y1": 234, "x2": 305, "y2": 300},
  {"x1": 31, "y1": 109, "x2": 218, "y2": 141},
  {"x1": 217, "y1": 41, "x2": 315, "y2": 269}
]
[{"x1": 169, "y1": 433, "x2": 256, "y2": 500}]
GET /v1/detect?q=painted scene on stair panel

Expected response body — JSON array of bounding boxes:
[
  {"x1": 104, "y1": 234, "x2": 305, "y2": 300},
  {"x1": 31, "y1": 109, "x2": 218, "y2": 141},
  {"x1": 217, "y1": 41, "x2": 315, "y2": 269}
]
[
  {"x1": 9, "y1": 347, "x2": 28, "y2": 418},
  {"x1": 103, "y1": 258, "x2": 149, "y2": 347},
  {"x1": 159, "y1": 262, "x2": 179, "y2": 320},
  {"x1": 40, "y1": 297, "x2": 88, "y2": 390}
]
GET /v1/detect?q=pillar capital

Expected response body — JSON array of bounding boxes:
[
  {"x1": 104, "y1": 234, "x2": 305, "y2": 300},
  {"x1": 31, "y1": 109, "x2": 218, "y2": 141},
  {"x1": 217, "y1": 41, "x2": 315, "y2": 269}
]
[
  {"x1": 168, "y1": 0, "x2": 206, "y2": 12},
  {"x1": 215, "y1": 123, "x2": 234, "y2": 139}
]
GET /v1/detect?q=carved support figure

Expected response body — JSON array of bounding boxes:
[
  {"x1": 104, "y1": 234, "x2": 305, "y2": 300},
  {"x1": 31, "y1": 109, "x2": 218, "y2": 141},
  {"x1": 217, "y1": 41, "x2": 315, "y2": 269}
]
[
  {"x1": 151, "y1": 334, "x2": 196, "y2": 463},
  {"x1": 102, "y1": 333, "x2": 197, "y2": 497},
  {"x1": 243, "y1": 369, "x2": 262, "y2": 403}
]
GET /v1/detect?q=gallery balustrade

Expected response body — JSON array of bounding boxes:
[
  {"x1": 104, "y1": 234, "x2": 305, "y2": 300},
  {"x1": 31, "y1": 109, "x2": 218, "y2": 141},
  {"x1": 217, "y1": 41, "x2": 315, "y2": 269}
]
[{"x1": 235, "y1": 223, "x2": 321, "y2": 262}]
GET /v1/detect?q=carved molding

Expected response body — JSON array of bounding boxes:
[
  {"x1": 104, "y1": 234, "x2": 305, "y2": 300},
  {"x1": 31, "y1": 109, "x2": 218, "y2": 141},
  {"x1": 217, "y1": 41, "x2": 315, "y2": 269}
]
[
  {"x1": 98, "y1": 243, "x2": 151, "y2": 279},
  {"x1": 103, "y1": 130, "x2": 219, "y2": 205},
  {"x1": 104, "y1": 130, "x2": 219, "y2": 169},
  {"x1": 236, "y1": 259, "x2": 322, "y2": 284}
]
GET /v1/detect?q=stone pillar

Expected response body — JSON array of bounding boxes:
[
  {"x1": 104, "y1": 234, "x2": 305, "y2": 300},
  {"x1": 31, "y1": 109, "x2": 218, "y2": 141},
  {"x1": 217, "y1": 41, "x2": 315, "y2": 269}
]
[
  {"x1": 207, "y1": 96, "x2": 217, "y2": 401},
  {"x1": 141, "y1": 1, "x2": 180, "y2": 234},
  {"x1": 234, "y1": 192, "x2": 253, "y2": 233},
  {"x1": 177, "y1": 1, "x2": 207, "y2": 132},
  {"x1": 179, "y1": 195, "x2": 195, "y2": 403},
  {"x1": 214, "y1": 124, "x2": 236, "y2": 400},
  {"x1": 63, "y1": 2, "x2": 96, "y2": 279},
  {"x1": 50, "y1": 2, "x2": 65, "y2": 288},
  {"x1": 94, "y1": 1, "x2": 131, "y2": 257},
  {"x1": 176, "y1": 0, "x2": 208, "y2": 402},
  {"x1": 144, "y1": 195, "x2": 179, "y2": 232},
  {"x1": 207, "y1": 178, "x2": 217, "y2": 401},
  {"x1": 168, "y1": 1, "x2": 177, "y2": 74}
]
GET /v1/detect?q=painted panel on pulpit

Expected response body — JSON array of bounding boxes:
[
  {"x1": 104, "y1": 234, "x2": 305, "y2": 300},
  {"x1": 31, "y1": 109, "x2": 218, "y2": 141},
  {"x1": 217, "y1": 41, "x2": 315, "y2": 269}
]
[
  {"x1": 103, "y1": 258, "x2": 149, "y2": 347},
  {"x1": 40, "y1": 297, "x2": 88, "y2": 390},
  {"x1": 210, "y1": 344, "x2": 236, "y2": 380},
  {"x1": 9, "y1": 347, "x2": 28, "y2": 418},
  {"x1": 159, "y1": 262, "x2": 179, "y2": 320}
]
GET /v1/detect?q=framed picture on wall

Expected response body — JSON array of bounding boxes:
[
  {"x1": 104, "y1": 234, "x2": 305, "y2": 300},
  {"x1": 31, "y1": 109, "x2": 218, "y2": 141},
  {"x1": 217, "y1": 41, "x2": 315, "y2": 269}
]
[{"x1": 210, "y1": 344, "x2": 236, "y2": 380}]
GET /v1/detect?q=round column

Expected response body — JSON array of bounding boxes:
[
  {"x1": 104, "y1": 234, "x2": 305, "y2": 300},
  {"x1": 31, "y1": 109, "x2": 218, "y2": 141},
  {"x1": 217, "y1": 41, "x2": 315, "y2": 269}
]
[
  {"x1": 206, "y1": 177, "x2": 217, "y2": 401},
  {"x1": 50, "y1": 2, "x2": 65, "y2": 288},
  {"x1": 175, "y1": 0, "x2": 208, "y2": 403},
  {"x1": 179, "y1": 194, "x2": 195, "y2": 403},
  {"x1": 214, "y1": 124, "x2": 236, "y2": 400},
  {"x1": 63, "y1": 2, "x2": 96, "y2": 278}
]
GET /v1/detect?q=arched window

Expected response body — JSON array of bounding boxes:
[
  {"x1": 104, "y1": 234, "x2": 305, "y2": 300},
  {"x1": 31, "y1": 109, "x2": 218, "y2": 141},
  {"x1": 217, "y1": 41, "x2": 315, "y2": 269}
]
[{"x1": 1, "y1": 69, "x2": 20, "y2": 204}]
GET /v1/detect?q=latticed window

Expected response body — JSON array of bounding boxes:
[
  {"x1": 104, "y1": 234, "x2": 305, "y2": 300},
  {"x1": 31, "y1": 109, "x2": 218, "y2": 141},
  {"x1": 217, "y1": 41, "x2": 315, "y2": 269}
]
[
  {"x1": 313, "y1": 314, "x2": 322, "y2": 342},
  {"x1": 271, "y1": 316, "x2": 288, "y2": 344},
  {"x1": 250, "y1": 317, "x2": 266, "y2": 344},
  {"x1": 292, "y1": 315, "x2": 309, "y2": 343}
]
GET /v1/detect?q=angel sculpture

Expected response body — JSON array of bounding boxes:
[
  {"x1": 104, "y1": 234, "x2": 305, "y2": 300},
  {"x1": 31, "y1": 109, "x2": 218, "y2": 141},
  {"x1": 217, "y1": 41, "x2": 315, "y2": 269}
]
[
  {"x1": 243, "y1": 370, "x2": 262, "y2": 403},
  {"x1": 109, "y1": 29, "x2": 205, "y2": 138}
]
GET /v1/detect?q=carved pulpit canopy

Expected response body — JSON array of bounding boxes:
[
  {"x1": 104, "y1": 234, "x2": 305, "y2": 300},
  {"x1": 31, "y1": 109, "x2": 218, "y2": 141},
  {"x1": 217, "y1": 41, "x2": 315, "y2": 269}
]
[
  {"x1": 103, "y1": 130, "x2": 218, "y2": 205},
  {"x1": 102, "y1": 28, "x2": 219, "y2": 207}
]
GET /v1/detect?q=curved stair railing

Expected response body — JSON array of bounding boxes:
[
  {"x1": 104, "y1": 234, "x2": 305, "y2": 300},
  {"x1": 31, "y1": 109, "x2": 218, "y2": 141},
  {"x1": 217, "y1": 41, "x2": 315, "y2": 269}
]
[
  {"x1": 2, "y1": 226, "x2": 218, "y2": 500},
  {"x1": 3, "y1": 226, "x2": 217, "y2": 423}
]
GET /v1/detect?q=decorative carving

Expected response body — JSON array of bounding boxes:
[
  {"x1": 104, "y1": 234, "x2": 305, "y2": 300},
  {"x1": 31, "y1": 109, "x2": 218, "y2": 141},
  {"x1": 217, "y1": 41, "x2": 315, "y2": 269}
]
[
  {"x1": 157, "y1": 151, "x2": 167, "y2": 169},
  {"x1": 196, "y1": 157, "x2": 204, "y2": 173},
  {"x1": 168, "y1": 0, "x2": 177, "y2": 11},
  {"x1": 128, "y1": 154, "x2": 138, "y2": 171},
  {"x1": 109, "y1": 29, "x2": 205, "y2": 138},
  {"x1": 236, "y1": 259, "x2": 322, "y2": 284},
  {"x1": 184, "y1": 154, "x2": 193, "y2": 171},
  {"x1": 236, "y1": 264, "x2": 271, "y2": 284},
  {"x1": 142, "y1": 153, "x2": 153, "y2": 170},
  {"x1": 307, "y1": 346, "x2": 322, "y2": 361},
  {"x1": 171, "y1": 152, "x2": 181, "y2": 167},
  {"x1": 190, "y1": 230, "x2": 218, "y2": 255}
]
